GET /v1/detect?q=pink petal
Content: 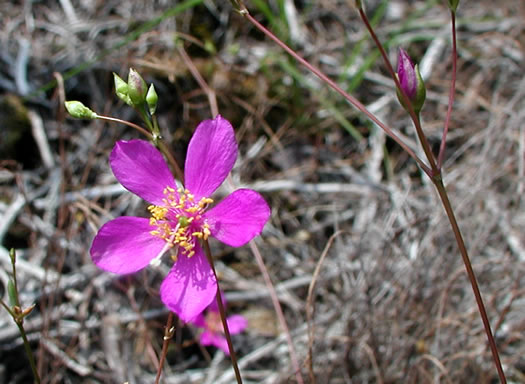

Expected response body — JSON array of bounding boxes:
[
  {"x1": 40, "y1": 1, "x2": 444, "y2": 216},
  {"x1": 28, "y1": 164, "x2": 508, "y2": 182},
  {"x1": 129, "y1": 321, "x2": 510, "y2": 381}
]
[
  {"x1": 204, "y1": 189, "x2": 270, "y2": 247},
  {"x1": 160, "y1": 245, "x2": 217, "y2": 323},
  {"x1": 199, "y1": 330, "x2": 215, "y2": 346},
  {"x1": 201, "y1": 332, "x2": 230, "y2": 355},
  {"x1": 90, "y1": 217, "x2": 165, "y2": 274},
  {"x1": 110, "y1": 140, "x2": 177, "y2": 205},
  {"x1": 192, "y1": 313, "x2": 206, "y2": 328},
  {"x1": 184, "y1": 115, "x2": 237, "y2": 200},
  {"x1": 226, "y1": 315, "x2": 248, "y2": 335}
]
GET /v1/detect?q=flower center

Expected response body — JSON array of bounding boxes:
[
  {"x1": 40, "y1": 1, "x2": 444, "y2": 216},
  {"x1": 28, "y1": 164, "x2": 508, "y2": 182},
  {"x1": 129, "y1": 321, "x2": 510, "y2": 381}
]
[{"x1": 148, "y1": 186, "x2": 213, "y2": 259}]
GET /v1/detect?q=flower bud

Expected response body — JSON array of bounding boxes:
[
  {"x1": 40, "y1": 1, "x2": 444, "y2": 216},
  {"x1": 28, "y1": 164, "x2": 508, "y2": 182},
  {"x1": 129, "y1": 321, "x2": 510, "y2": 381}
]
[
  {"x1": 396, "y1": 49, "x2": 426, "y2": 114},
  {"x1": 127, "y1": 68, "x2": 147, "y2": 106},
  {"x1": 447, "y1": 0, "x2": 459, "y2": 12},
  {"x1": 113, "y1": 73, "x2": 132, "y2": 106},
  {"x1": 9, "y1": 248, "x2": 16, "y2": 264},
  {"x1": 65, "y1": 101, "x2": 97, "y2": 119},
  {"x1": 146, "y1": 84, "x2": 158, "y2": 115}
]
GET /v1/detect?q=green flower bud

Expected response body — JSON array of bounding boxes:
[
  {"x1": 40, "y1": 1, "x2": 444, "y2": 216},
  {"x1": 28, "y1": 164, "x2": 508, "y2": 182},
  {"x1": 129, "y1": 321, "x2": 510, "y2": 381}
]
[
  {"x1": 113, "y1": 73, "x2": 132, "y2": 105},
  {"x1": 127, "y1": 68, "x2": 147, "y2": 106},
  {"x1": 146, "y1": 84, "x2": 158, "y2": 115},
  {"x1": 9, "y1": 248, "x2": 16, "y2": 264},
  {"x1": 447, "y1": 0, "x2": 459, "y2": 12},
  {"x1": 64, "y1": 101, "x2": 97, "y2": 119}
]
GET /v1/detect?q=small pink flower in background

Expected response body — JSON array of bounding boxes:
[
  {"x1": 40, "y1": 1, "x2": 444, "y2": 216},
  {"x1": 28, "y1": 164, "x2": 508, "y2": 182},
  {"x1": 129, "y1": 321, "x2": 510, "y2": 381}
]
[
  {"x1": 192, "y1": 296, "x2": 247, "y2": 355},
  {"x1": 90, "y1": 115, "x2": 270, "y2": 322}
]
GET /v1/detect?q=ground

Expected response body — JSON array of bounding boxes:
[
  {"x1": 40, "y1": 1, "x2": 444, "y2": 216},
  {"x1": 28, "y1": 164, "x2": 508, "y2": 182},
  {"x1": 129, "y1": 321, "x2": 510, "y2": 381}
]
[{"x1": 1, "y1": 0, "x2": 524, "y2": 383}]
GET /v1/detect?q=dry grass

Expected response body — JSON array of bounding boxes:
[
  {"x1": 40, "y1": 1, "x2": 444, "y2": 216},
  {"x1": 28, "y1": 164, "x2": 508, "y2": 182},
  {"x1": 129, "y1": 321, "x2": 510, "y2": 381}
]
[{"x1": 1, "y1": 0, "x2": 525, "y2": 383}]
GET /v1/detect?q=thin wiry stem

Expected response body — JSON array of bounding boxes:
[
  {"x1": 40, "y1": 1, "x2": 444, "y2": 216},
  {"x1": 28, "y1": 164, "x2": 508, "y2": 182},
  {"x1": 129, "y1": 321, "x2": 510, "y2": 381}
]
[
  {"x1": 0, "y1": 299, "x2": 40, "y2": 384},
  {"x1": 437, "y1": 10, "x2": 457, "y2": 170},
  {"x1": 202, "y1": 240, "x2": 243, "y2": 384},
  {"x1": 433, "y1": 178, "x2": 507, "y2": 383},
  {"x1": 248, "y1": 240, "x2": 305, "y2": 384},
  {"x1": 1, "y1": 250, "x2": 41, "y2": 384},
  {"x1": 237, "y1": 6, "x2": 431, "y2": 177},
  {"x1": 154, "y1": 312, "x2": 175, "y2": 384},
  {"x1": 234, "y1": 2, "x2": 507, "y2": 382},
  {"x1": 176, "y1": 43, "x2": 219, "y2": 118},
  {"x1": 356, "y1": 6, "x2": 438, "y2": 175}
]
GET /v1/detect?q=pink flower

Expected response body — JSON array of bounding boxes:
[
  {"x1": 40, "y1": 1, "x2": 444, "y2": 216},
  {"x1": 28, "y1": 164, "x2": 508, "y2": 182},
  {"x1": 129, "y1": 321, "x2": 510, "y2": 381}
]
[
  {"x1": 90, "y1": 115, "x2": 270, "y2": 322},
  {"x1": 192, "y1": 296, "x2": 247, "y2": 355}
]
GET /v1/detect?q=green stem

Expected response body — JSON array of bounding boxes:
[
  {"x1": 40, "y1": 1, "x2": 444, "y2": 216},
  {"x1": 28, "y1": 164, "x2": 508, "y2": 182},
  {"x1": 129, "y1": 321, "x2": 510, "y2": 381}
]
[
  {"x1": 433, "y1": 177, "x2": 506, "y2": 383},
  {"x1": 1, "y1": 300, "x2": 40, "y2": 383},
  {"x1": 16, "y1": 320, "x2": 41, "y2": 384},
  {"x1": 202, "y1": 240, "x2": 243, "y2": 384}
]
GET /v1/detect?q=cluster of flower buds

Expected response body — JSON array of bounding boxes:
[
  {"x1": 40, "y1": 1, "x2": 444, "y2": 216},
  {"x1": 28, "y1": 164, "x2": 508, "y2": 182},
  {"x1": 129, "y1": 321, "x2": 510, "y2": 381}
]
[
  {"x1": 114, "y1": 68, "x2": 158, "y2": 115},
  {"x1": 396, "y1": 48, "x2": 426, "y2": 115}
]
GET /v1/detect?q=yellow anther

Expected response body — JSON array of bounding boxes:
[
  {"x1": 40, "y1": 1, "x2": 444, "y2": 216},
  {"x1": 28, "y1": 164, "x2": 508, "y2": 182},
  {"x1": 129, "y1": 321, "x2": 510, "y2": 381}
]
[{"x1": 192, "y1": 231, "x2": 203, "y2": 238}]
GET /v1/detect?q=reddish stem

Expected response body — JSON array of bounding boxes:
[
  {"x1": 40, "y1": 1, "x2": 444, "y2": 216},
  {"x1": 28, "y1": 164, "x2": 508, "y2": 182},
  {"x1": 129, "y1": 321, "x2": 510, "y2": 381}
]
[
  {"x1": 240, "y1": 9, "x2": 431, "y2": 177},
  {"x1": 437, "y1": 11, "x2": 457, "y2": 169},
  {"x1": 154, "y1": 312, "x2": 175, "y2": 384},
  {"x1": 202, "y1": 240, "x2": 243, "y2": 384},
  {"x1": 433, "y1": 179, "x2": 506, "y2": 383},
  {"x1": 357, "y1": 7, "x2": 438, "y2": 175}
]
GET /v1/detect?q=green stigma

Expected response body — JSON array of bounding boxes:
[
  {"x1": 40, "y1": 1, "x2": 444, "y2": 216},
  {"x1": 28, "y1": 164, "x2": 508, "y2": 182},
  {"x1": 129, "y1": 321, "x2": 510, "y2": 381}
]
[{"x1": 178, "y1": 216, "x2": 190, "y2": 228}]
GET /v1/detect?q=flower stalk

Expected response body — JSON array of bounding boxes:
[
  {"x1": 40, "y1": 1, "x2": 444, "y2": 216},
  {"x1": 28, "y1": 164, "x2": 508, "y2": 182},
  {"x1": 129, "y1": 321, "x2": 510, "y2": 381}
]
[
  {"x1": 202, "y1": 240, "x2": 243, "y2": 384},
  {"x1": 356, "y1": 6, "x2": 438, "y2": 175},
  {"x1": 154, "y1": 312, "x2": 175, "y2": 384},
  {"x1": 432, "y1": 178, "x2": 507, "y2": 383},
  {"x1": 236, "y1": 2, "x2": 507, "y2": 382},
  {"x1": 437, "y1": 10, "x2": 458, "y2": 170},
  {"x1": 236, "y1": 5, "x2": 432, "y2": 177}
]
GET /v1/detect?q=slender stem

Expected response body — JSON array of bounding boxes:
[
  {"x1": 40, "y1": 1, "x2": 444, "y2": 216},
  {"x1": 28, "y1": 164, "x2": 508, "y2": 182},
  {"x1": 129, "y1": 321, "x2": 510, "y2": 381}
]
[
  {"x1": 433, "y1": 178, "x2": 506, "y2": 383},
  {"x1": 154, "y1": 312, "x2": 175, "y2": 384},
  {"x1": 16, "y1": 320, "x2": 41, "y2": 384},
  {"x1": 238, "y1": 8, "x2": 432, "y2": 177},
  {"x1": 96, "y1": 114, "x2": 150, "y2": 137},
  {"x1": 357, "y1": 7, "x2": 438, "y2": 175},
  {"x1": 437, "y1": 10, "x2": 457, "y2": 170},
  {"x1": 11, "y1": 255, "x2": 21, "y2": 308},
  {"x1": 1, "y1": 301, "x2": 40, "y2": 383},
  {"x1": 248, "y1": 240, "x2": 305, "y2": 384},
  {"x1": 96, "y1": 114, "x2": 185, "y2": 183},
  {"x1": 176, "y1": 44, "x2": 219, "y2": 118},
  {"x1": 0, "y1": 299, "x2": 16, "y2": 322},
  {"x1": 202, "y1": 240, "x2": 243, "y2": 384}
]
